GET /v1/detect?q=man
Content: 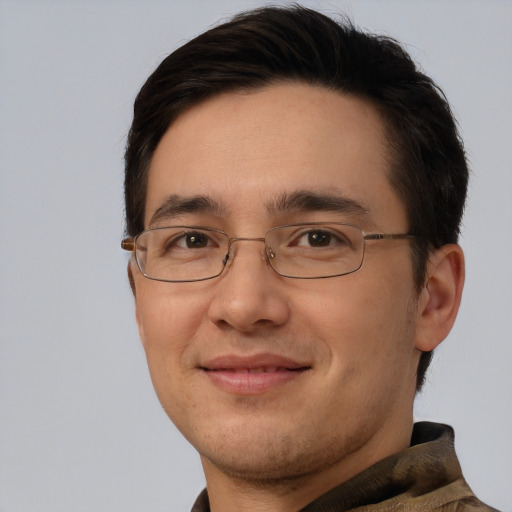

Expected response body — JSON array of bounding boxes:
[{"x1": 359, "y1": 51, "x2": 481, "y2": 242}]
[{"x1": 121, "y1": 6, "x2": 497, "y2": 511}]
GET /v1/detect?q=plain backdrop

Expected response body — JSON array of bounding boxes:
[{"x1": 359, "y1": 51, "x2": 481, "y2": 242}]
[{"x1": 0, "y1": 1, "x2": 510, "y2": 511}]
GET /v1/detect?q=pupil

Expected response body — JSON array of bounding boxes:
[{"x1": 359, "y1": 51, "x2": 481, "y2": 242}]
[
  {"x1": 309, "y1": 231, "x2": 330, "y2": 246},
  {"x1": 186, "y1": 233, "x2": 207, "y2": 248}
]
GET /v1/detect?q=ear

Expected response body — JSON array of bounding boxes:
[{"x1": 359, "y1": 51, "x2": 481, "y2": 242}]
[
  {"x1": 414, "y1": 244, "x2": 465, "y2": 352},
  {"x1": 135, "y1": 304, "x2": 147, "y2": 349},
  {"x1": 128, "y1": 262, "x2": 148, "y2": 348},
  {"x1": 127, "y1": 263, "x2": 136, "y2": 296}
]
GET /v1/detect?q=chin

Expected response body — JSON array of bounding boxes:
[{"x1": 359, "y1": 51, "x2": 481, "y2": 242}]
[
  {"x1": 195, "y1": 416, "x2": 369, "y2": 484},
  {"x1": 202, "y1": 447, "x2": 314, "y2": 483}
]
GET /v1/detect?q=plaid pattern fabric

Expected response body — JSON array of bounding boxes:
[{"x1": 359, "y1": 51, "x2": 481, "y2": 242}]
[{"x1": 191, "y1": 422, "x2": 499, "y2": 511}]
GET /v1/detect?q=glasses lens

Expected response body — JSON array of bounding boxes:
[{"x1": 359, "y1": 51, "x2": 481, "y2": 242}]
[
  {"x1": 266, "y1": 223, "x2": 364, "y2": 278},
  {"x1": 136, "y1": 227, "x2": 229, "y2": 282}
]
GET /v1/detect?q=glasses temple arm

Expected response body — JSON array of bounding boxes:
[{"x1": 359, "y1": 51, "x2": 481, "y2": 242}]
[{"x1": 121, "y1": 238, "x2": 135, "y2": 251}]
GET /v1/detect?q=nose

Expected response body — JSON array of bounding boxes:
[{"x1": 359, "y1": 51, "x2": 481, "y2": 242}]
[{"x1": 207, "y1": 238, "x2": 290, "y2": 333}]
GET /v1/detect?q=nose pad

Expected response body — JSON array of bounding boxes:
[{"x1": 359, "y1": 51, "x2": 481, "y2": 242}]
[
  {"x1": 266, "y1": 245, "x2": 276, "y2": 260},
  {"x1": 222, "y1": 242, "x2": 239, "y2": 269},
  {"x1": 222, "y1": 238, "x2": 272, "y2": 273}
]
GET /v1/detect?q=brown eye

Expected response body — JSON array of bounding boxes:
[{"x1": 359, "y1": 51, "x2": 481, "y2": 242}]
[
  {"x1": 183, "y1": 232, "x2": 209, "y2": 248},
  {"x1": 295, "y1": 230, "x2": 336, "y2": 247},
  {"x1": 292, "y1": 228, "x2": 351, "y2": 249},
  {"x1": 307, "y1": 231, "x2": 331, "y2": 246}
]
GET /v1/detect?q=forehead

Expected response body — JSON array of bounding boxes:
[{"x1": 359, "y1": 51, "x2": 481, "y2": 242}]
[{"x1": 146, "y1": 83, "x2": 405, "y2": 231}]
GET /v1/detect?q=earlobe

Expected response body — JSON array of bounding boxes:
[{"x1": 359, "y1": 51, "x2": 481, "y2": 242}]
[{"x1": 414, "y1": 244, "x2": 465, "y2": 352}]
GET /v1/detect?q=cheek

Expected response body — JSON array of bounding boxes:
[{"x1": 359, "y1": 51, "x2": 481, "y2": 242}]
[
  {"x1": 135, "y1": 281, "x2": 207, "y2": 362},
  {"x1": 292, "y1": 266, "x2": 417, "y2": 372},
  {"x1": 134, "y1": 282, "x2": 211, "y2": 422}
]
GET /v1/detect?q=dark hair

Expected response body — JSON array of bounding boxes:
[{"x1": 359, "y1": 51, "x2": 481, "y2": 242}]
[{"x1": 124, "y1": 5, "x2": 468, "y2": 391}]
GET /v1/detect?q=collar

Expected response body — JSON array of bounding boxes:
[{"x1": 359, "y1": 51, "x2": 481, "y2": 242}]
[{"x1": 191, "y1": 422, "x2": 491, "y2": 511}]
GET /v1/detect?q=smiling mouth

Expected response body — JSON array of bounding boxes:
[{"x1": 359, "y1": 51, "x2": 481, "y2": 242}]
[
  {"x1": 200, "y1": 362, "x2": 311, "y2": 394},
  {"x1": 205, "y1": 366, "x2": 307, "y2": 374}
]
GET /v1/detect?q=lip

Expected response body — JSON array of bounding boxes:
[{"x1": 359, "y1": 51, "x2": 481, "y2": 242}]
[{"x1": 199, "y1": 353, "x2": 311, "y2": 395}]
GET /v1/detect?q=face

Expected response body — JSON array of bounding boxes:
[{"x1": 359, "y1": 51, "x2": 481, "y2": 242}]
[{"x1": 133, "y1": 83, "x2": 423, "y2": 483}]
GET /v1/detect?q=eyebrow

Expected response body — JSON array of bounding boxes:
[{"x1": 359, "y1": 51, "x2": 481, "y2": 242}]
[
  {"x1": 267, "y1": 190, "x2": 369, "y2": 218},
  {"x1": 148, "y1": 190, "x2": 369, "y2": 226},
  {"x1": 149, "y1": 194, "x2": 227, "y2": 226}
]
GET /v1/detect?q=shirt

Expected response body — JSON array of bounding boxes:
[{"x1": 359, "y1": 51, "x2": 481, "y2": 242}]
[{"x1": 191, "y1": 422, "x2": 499, "y2": 511}]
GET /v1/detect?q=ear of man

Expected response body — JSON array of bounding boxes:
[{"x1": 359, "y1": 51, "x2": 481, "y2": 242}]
[
  {"x1": 414, "y1": 244, "x2": 465, "y2": 352},
  {"x1": 128, "y1": 263, "x2": 136, "y2": 295},
  {"x1": 128, "y1": 263, "x2": 149, "y2": 349}
]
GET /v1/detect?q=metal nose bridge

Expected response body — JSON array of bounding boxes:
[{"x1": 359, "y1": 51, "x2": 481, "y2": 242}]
[{"x1": 223, "y1": 237, "x2": 271, "y2": 266}]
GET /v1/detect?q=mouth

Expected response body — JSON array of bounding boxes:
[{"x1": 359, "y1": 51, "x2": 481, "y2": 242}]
[
  {"x1": 206, "y1": 365, "x2": 306, "y2": 373},
  {"x1": 200, "y1": 354, "x2": 311, "y2": 395}
]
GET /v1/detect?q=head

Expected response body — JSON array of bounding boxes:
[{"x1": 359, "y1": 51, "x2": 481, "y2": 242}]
[
  {"x1": 125, "y1": 5, "x2": 468, "y2": 392},
  {"x1": 123, "y1": 5, "x2": 467, "y2": 491}
]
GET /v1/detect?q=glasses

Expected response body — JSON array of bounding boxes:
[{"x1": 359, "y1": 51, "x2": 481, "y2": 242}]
[{"x1": 121, "y1": 223, "x2": 418, "y2": 282}]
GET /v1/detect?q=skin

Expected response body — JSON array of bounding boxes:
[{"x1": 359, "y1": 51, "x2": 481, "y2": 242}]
[{"x1": 131, "y1": 83, "x2": 464, "y2": 511}]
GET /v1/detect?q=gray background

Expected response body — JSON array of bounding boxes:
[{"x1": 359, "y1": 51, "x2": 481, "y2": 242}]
[{"x1": 0, "y1": 0, "x2": 510, "y2": 510}]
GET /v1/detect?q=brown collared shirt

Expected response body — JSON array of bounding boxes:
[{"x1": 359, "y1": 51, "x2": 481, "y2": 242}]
[{"x1": 191, "y1": 422, "x2": 499, "y2": 511}]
